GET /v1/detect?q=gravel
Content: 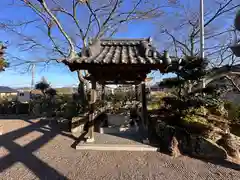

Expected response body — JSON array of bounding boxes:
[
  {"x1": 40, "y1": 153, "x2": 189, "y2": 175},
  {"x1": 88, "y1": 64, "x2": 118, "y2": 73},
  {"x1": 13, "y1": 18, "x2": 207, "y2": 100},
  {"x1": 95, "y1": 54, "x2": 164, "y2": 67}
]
[{"x1": 0, "y1": 118, "x2": 239, "y2": 180}]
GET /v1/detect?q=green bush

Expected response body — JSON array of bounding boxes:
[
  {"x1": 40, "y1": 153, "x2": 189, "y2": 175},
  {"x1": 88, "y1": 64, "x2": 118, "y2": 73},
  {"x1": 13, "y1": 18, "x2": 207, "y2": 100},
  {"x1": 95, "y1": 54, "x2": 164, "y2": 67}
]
[
  {"x1": 147, "y1": 92, "x2": 168, "y2": 110},
  {"x1": 148, "y1": 102, "x2": 161, "y2": 110},
  {"x1": 182, "y1": 106, "x2": 208, "y2": 116},
  {"x1": 181, "y1": 114, "x2": 209, "y2": 125},
  {"x1": 208, "y1": 101, "x2": 228, "y2": 117},
  {"x1": 224, "y1": 101, "x2": 240, "y2": 122}
]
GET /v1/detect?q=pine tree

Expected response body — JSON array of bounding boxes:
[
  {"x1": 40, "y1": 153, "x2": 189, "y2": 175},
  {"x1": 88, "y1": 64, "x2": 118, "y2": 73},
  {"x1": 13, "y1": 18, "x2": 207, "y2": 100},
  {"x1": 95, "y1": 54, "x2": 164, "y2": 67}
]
[
  {"x1": 0, "y1": 43, "x2": 9, "y2": 71},
  {"x1": 160, "y1": 56, "x2": 208, "y2": 96},
  {"x1": 234, "y1": 9, "x2": 240, "y2": 31},
  {"x1": 159, "y1": 56, "x2": 222, "y2": 113},
  {"x1": 35, "y1": 77, "x2": 50, "y2": 96}
]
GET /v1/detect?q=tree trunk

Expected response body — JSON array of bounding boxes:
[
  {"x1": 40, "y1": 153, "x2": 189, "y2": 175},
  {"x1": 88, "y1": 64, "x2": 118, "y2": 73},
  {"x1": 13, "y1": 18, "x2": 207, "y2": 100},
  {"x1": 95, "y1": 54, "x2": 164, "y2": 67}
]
[
  {"x1": 78, "y1": 81, "x2": 86, "y2": 112},
  {"x1": 77, "y1": 70, "x2": 90, "y2": 112}
]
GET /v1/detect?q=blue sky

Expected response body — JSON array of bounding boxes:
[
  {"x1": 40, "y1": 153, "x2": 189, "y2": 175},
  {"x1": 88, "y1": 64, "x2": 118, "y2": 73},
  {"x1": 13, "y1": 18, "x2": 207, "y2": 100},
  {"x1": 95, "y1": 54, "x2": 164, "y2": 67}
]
[
  {"x1": 0, "y1": 0, "x2": 168, "y2": 88},
  {"x1": 0, "y1": 20, "x2": 163, "y2": 87},
  {"x1": 0, "y1": 0, "x2": 169, "y2": 87},
  {"x1": 0, "y1": 0, "x2": 237, "y2": 88}
]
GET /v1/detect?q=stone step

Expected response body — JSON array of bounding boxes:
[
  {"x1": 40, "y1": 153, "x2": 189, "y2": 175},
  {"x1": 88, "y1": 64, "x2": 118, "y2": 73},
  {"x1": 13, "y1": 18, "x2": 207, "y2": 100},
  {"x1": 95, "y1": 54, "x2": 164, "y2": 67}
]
[{"x1": 76, "y1": 143, "x2": 159, "y2": 152}]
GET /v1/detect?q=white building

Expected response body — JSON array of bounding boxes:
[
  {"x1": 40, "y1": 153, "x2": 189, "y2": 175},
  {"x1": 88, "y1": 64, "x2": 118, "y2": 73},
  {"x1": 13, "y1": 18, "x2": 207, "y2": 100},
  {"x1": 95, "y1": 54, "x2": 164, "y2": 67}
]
[{"x1": 17, "y1": 90, "x2": 31, "y2": 103}]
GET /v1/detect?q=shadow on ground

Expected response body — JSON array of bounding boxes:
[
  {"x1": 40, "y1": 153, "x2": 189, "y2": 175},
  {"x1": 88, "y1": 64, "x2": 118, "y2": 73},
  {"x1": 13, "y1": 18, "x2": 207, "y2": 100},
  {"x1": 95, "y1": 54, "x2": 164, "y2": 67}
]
[
  {"x1": 1, "y1": 116, "x2": 239, "y2": 180},
  {"x1": 0, "y1": 117, "x2": 75, "y2": 179},
  {"x1": 72, "y1": 119, "x2": 240, "y2": 171}
]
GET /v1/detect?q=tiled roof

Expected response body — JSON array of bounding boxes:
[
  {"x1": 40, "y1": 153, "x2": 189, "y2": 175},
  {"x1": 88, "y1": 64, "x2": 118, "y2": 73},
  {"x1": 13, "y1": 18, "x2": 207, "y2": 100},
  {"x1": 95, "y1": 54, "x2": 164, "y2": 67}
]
[
  {"x1": 30, "y1": 89, "x2": 43, "y2": 95},
  {"x1": 62, "y1": 38, "x2": 171, "y2": 69}
]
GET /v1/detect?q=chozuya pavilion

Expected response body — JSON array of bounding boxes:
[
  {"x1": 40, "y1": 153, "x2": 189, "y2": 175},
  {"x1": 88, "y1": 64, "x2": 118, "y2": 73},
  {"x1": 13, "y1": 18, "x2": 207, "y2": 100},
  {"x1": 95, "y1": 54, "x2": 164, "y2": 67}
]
[{"x1": 60, "y1": 37, "x2": 173, "y2": 143}]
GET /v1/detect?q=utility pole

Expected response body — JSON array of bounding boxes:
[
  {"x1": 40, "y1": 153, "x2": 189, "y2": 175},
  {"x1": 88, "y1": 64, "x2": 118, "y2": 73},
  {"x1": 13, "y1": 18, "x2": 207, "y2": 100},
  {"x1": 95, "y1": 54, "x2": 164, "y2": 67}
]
[
  {"x1": 200, "y1": 0, "x2": 204, "y2": 59},
  {"x1": 0, "y1": 43, "x2": 7, "y2": 71},
  {"x1": 200, "y1": 0, "x2": 205, "y2": 88},
  {"x1": 31, "y1": 63, "x2": 35, "y2": 90},
  {"x1": 29, "y1": 63, "x2": 35, "y2": 115}
]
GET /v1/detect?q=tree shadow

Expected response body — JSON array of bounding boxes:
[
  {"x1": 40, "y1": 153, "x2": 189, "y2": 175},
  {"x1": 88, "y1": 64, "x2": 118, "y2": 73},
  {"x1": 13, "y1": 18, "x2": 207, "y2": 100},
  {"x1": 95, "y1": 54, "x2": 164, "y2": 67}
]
[
  {"x1": 100, "y1": 130, "x2": 145, "y2": 144},
  {"x1": 0, "y1": 118, "x2": 71, "y2": 179},
  {"x1": 71, "y1": 131, "x2": 88, "y2": 148}
]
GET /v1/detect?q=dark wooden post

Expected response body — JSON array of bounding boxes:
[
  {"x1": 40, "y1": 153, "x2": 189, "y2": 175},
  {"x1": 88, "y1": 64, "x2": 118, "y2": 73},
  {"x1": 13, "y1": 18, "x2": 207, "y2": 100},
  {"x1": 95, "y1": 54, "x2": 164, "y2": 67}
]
[
  {"x1": 101, "y1": 85, "x2": 105, "y2": 101},
  {"x1": 135, "y1": 85, "x2": 138, "y2": 101},
  {"x1": 101, "y1": 84, "x2": 105, "y2": 110},
  {"x1": 86, "y1": 79, "x2": 97, "y2": 142},
  {"x1": 141, "y1": 82, "x2": 148, "y2": 128}
]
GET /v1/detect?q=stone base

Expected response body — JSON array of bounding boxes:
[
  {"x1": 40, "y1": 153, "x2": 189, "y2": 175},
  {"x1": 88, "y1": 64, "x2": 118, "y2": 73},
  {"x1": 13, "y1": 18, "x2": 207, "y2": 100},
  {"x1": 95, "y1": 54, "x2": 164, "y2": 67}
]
[
  {"x1": 75, "y1": 132, "x2": 156, "y2": 151},
  {"x1": 142, "y1": 139, "x2": 150, "y2": 144},
  {"x1": 76, "y1": 144, "x2": 158, "y2": 151}
]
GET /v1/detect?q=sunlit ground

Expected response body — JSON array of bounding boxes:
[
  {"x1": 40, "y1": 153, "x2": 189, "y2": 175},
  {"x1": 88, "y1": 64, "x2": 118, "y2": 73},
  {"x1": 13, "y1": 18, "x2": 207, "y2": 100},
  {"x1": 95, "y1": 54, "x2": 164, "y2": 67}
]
[{"x1": 0, "y1": 118, "x2": 239, "y2": 180}]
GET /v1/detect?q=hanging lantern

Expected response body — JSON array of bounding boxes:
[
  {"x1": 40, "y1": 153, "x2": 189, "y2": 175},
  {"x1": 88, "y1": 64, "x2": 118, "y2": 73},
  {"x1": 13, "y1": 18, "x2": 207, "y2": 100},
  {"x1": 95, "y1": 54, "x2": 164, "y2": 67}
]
[{"x1": 234, "y1": 9, "x2": 240, "y2": 31}]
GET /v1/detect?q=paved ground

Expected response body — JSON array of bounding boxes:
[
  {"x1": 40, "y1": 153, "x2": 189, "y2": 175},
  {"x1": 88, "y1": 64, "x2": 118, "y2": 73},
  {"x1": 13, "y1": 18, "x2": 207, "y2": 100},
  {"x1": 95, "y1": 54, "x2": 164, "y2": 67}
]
[{"x1": 0, "y1": 118, "x2": 240, "y2": 180}]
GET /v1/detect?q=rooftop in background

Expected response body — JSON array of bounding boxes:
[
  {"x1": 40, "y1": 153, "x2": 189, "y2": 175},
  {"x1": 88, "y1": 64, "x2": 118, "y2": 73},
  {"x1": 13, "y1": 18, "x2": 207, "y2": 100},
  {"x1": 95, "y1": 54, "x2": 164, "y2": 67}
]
[{"x1": 0, "y1": 86, "x2": 18, "y2": 93}]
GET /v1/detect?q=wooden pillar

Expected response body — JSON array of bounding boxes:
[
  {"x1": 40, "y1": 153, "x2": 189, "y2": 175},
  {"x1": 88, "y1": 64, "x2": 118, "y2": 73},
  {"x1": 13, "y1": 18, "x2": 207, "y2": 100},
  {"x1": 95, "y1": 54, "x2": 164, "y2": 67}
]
[
  {"x1": 141, "y1": 82, "x2": 148, "y2": 128},
  {"x1": 87, "y1": 79, "x2": 97, "y2": 142},
  {"x1": 135, "y1": 85, "x2": 138, "y2": 101},
  {"x1": 101, "y1": 85, "x2": 105, "y2": 101}
]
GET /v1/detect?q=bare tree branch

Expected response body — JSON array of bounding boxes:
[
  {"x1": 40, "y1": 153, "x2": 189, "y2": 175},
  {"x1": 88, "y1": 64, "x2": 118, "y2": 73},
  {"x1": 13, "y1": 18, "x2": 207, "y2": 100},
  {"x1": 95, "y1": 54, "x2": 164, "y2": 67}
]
[
  {"x1": 19, "y1": 1, "x2": 66, "y2": 57},
  {"x1": 164, "y1": 29, "x2": 192, "y2": 55},
  {"x1": 225, "y1": 75, "x2": 240, "y2": 92},
  {"x1": 96, "y1": 0, "x2": 121, "y2": 39},
  {"x1": 86, "y1": 1, "x2": 101, "y2": 38},
  {"x1": 36, "y1": 0, "x2": 76, "y2": 59},
  {"x1": 193, "y1": 0, "x2": 240, "y2": 37}
]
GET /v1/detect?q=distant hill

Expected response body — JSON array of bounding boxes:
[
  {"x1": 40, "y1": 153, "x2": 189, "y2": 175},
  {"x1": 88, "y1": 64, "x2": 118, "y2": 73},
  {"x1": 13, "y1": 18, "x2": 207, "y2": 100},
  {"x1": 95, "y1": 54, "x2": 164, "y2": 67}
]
[
  {"x1": 16, "y1": 87, "x2": 31, "y2": 91},
  {"x1": 12, "y1": 86, "x2": 78, "y2": 94},
  {"x1": 0, "y1": 86, "x2": 18, "y2": 93}
]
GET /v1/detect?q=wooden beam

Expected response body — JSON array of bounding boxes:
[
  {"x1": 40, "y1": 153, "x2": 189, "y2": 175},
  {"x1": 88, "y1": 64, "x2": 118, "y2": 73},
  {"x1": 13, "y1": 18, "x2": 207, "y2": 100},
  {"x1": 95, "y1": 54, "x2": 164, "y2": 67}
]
[
  {"x1": 83, "y1": 67, "x2": 150, "y2": 85},
  {"x1": 68, "y1": 63, "x2": 163, "y2": 72},
  {"x1": 101, "y1": 84, "x2": 105, "y2": 102},
  {"x1": 98, "y1": 81, "x2": 141, "y2": 85},
  {"x1": 141, "y1": 82, "x2": 148, "y2": 128},
  {"x1": 88, "y1": 72, "x2": 147, "y2": 80},
  {"x1": 85, "y1": 74, "x2": 146, "y2": 83}
]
